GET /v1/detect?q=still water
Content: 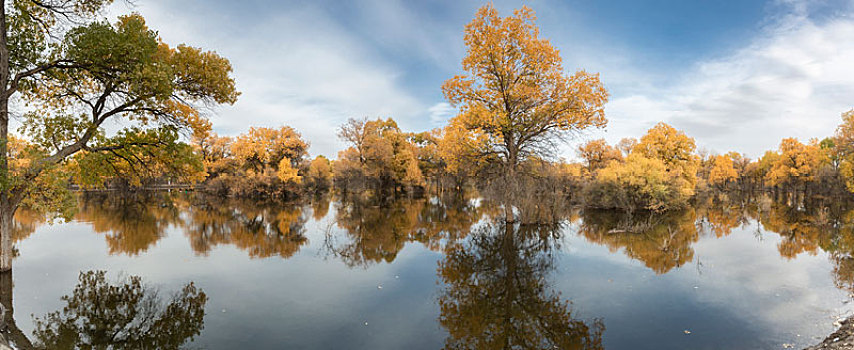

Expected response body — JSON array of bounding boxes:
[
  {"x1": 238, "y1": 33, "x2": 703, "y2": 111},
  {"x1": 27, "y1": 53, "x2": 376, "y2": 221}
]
[{"x1": 7, "y1": 192, "x2": 854, "y2": 349}]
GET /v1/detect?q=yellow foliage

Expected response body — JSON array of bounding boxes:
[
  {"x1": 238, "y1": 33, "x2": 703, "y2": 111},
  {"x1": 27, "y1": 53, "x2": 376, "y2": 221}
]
[
  {"x1": 277, "y1": 159, "x2": 302, "y2": 185},
  {"x1": 231, "y1": 126, "x2": 308, "y2": 172},
  {"x1": 593, "y1": 153, "x2": 693, "y2": 211},
  {"x1": 765, "y1": 138, "x2": 823, "y2": 187},
  {"x1": 834, "y1": 110, "x2": 854, "y2": 191},
  {"x1": 335, "y1": 118, "x2": 424, "y2": 189},
  {"x1": 633, "y1": 122, "x2": 699, "y2": 187},
  {"x1": 307, "y1": 155, "x2": 333, "y2": 187},
  {"x1": 442, "y1": 4, "x2": 608, "y2": 171},
  {"x1": 577, "y1": 139, "x2": 622, "y2": 172},
  {"x1": 708, "y1": 154, "x2": 738, "y2": 187}
]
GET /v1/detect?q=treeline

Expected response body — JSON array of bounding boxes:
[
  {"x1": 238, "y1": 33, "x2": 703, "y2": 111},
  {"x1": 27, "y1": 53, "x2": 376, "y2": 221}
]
[
  {"x1": 177, "y1": 107, "x2": 854, "y2": 211},
  {"x1": 6, "y1": 2, "x2": 853, "y2": 225},
  {"x1": 577, "y1": 110, "x2": 854, "y2": 211}
]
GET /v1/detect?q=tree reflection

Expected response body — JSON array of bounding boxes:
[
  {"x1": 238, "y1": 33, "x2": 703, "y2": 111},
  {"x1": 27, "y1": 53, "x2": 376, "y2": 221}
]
[
  {"x1": 182, "y1": 196, "x2": 308, "y2": 259},
  {"x1": 438, "y1": 221, "x2": 604, "y2": 349},
  {"x1": 697, "y1": 197, "x2": 750, "y2": 238},
  {"x1": 752, "y1": 202, "x2": 835, "y2": 259},
  {"x1": 328, "y1": 196, "x2": 487, "y2": 267},
  {"x1": 75, "y1": 193, "x2": 183, "y2": 255},
  {"x1": 0, "y1": 270, "x2": 206, "y2": 350},
  {"x1": 11, "y1": 209, "x2": 46, "y2": 243},
  {"x1": 577, "y1": 209, "x2": 699, "y2": 274}
]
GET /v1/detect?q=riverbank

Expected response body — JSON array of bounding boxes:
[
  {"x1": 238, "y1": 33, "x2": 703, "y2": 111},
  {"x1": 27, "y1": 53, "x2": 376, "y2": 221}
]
[{"x1": 807, "y1": 317, "x2": 854, "y2": 349}]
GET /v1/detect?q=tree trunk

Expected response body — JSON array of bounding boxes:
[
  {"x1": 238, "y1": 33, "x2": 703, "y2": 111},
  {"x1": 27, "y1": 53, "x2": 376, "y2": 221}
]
[
  {"x1": 0, "y1": 0, "x2": 13, "y2": 274},
  {"x1": 0, "y1": 207, "x2": 12, "y2": 272}
]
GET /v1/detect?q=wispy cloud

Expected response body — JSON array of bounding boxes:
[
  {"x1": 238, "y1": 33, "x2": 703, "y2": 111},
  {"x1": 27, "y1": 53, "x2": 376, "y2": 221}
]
[
  {"x1": 110, "y1": 1, "x2": 428, "y2": 158},
  {"x1": 602, "y1": 4, "x2": 854, "y2": 157},
  {"x1": 427, "y1": 102, "x2": 455, "y2": 128},
  {"x1": 97, "y1": 0, "x2": 854, "y2": 160}
]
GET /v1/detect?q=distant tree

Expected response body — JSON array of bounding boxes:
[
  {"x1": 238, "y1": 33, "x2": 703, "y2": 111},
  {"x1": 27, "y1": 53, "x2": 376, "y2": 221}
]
[
  {"x1": 616, "y1": 137, "x2": 637, "y2": 157},
  {"x1": 334, "y1": 117, "x2": 423, "y2": 193},
  {"x1": 834, "y1": 110, "x2": 854, "y2": 191},
  {"x1": 765, "y1": 138, "x2": 823, "y2": 191},
  {"x1": 305, "y1": 155, "x2": 333, "y2": 191},
  {"x1": 632, "y1": 122, "x2": 700, "y2": 191},
  {"x1": 708, "y1": 154, "x2": 738, "y2": 189},
  {"x1": 577, "y1": 138, "x2": 622, "y2": 173},
  {"x1": 231, "y1": 126, "x2": 308, "y2": 174},
  {"x1": 193, "y1": 132, "x2": 237, "y2": 179},
  {"x1": 442, "y1": 4, "x2": 608, "y2": 175},
  {"x1": 589, "y1": 153, "x2": 693, "y2": 211}
]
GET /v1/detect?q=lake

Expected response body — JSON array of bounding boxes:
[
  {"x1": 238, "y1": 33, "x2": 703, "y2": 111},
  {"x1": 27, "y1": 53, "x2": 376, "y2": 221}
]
[{"x1": 5, "y1": 191, "x2": 852, "y2": 349}]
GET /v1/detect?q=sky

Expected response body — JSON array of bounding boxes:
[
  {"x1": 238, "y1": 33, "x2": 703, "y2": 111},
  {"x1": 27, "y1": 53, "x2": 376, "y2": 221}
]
[{"x1": 106, "y1": 0, "x2": 854, "y2": 160}]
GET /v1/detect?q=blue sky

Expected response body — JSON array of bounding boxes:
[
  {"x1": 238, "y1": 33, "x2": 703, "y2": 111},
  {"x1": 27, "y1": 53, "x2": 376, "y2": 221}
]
[{"x1": 108, "y1": 0, "x2": 854, "y2": 159}]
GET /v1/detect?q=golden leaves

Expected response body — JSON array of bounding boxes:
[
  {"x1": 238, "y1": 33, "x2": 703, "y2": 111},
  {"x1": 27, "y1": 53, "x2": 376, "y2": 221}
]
[
  {"x1": 708, "y1": 154, "x2": 738, "y2": 187},
  {"x1": 765, "y1": 138, "x2": 824, "y2": 187},
  {"x1": 443, "y1": 4, "x2": 609, "y2": 170}
]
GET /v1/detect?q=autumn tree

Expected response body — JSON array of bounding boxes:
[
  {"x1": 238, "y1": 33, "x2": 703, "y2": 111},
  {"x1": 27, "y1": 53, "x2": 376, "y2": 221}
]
[
  {"x1": 214, "y1": 126, "x2": 307, "y2": 197},
  {"x1": 834, "y1": 110, "x2": 854, "y2": 191},
  {"x1": 616, "y1": 137, "x2": 637, "y2": 157},
  {"x1": 334, "y1": 117, "x2": 423, "y2": 194},
  {"x1": 408, "y1": 129, "x2": 446, "y2": 190},
  {"x1": 193, "y1": 132, "x2": 236, "y2": 179},
  {"x1": 587, "y1": 153, "x2": 693, "y2": 211},
  {"x1": 437, "y1": 122, "x2": 494, "y2": 187},
  {"x1": 442, "y1": 4, "x2": 608, "y2": 176},
  {"x1": 632, "y1": 122, "x2": 700, "y2": 191},
  {"x1": 708, "y1": 154, "x2": 738, "y2": 189},
  {"x1": 305, "y1": 155, "x2": 333, "y2": 191},
  {"x1": 1, "y1": 11, "x2": 238, "y2": 271},
  {"x1": 231, "y1": 126, "x2": 307, "y2": 174},
  {"x1": 765, "y1": 138, "x2": 823, "y2": 193},
  {"x1": 577, "y1": 138, "x2": 622, "y2": 173}
]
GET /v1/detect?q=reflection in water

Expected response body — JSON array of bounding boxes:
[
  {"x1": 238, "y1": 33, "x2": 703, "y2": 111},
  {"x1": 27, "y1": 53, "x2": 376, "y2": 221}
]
[
  {"x1": 32, "y1": 271, "x2": 207, "y2": 350},
  {"x1": 328, "y1": 196, "x2": 486, "y2": 267},
  {"x1": 12, "y1": 209, "x2": 46, "y2": 243},
  {"x1": 438, "y1": 221, "x2": 604, "y2": 349},
  {"x1": 15, "y1": 192, "x2": 854, "y2": 284},
  {"x1": 183, "y1": 196, "x2": 308, "y2": 259},
  {"x1": 0, "y1": 270, "x2": 206, "y2": 350},
  {"x1": 577, "y1": 209, "x2": 700, "y2": 274},
  {"x1": 75, "y1": 193, "x2": 183, "y2": 255},
  {"x1": 11, "y1": 192, "x2": 854, "y2": 348}
]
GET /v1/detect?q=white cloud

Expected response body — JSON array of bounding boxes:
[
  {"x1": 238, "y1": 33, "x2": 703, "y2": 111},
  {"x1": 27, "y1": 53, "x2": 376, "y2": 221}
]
[
  {"x1": 108, "y1": 1, "x2": 427, "y2": 158},
  {"x1": 601, "y1": 9, "x2": 854, "y2": 158},
  {"x1": 427, "y1": 102, "x2": 455, "y2": 127}
]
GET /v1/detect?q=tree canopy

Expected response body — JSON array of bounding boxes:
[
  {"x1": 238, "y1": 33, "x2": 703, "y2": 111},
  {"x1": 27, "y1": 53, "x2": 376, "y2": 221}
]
[{"x1": 442, "y1": 4, "x2": 608, "y2": 173}]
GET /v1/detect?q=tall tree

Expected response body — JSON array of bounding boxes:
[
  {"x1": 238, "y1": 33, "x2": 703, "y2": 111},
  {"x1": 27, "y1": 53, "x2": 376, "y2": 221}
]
[
  {"x1": 442, "y1": 4, "x2": 608, "y2": 175},
  {"x1": 0, "y1": 9, "x2": 238, "y2": 271}
]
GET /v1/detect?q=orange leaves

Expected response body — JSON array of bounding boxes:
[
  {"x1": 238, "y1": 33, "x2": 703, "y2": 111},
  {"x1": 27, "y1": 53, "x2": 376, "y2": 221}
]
[
  {"x1": 335, "y1": 117, "x2": 425, "y2": 189},
  {"x1": 765, "y1": 138, "x2": 824, "y2": 187},
  {"x1": 708, "y1": 154, "x2": 738, "y2": 187},
  {"x1": 577, "y1": 139, "x2": 622, "y2": 172},
  {"x1": 231, "y1": 126, "x2": 308, "y2": 172},
  {"x1": 443, "y1": 4, "x2": 608, "y2": 170},
  {"x1": 276, "y1": 159, "x2": 302, "y2": 185},
  {"x1": 633, "y1": 122, "x2": 700, "y2": 187}
]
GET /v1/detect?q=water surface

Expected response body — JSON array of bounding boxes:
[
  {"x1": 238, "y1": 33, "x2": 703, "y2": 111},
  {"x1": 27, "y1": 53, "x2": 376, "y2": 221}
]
[{"x1": 7, "y1": 192, "x2": 853, "y2": 349}]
